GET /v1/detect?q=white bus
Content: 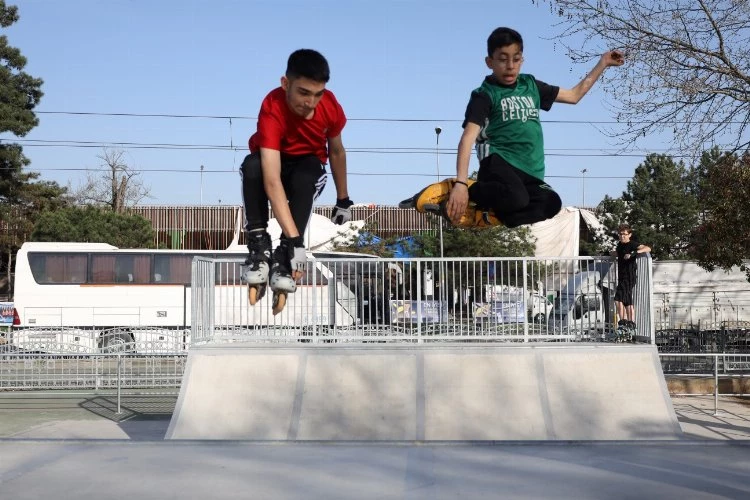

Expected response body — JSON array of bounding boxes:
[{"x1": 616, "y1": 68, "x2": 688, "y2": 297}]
[{"x1": 9, "y1": 242, "x2": 389, "y2": 353}]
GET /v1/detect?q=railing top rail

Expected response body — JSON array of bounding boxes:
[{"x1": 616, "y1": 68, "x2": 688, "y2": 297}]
[{"x1": 192, "y1": 255, "x2": 616, "y2": 264}]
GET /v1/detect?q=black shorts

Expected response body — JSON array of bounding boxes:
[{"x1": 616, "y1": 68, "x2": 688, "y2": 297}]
[{"x1": 614, "y1": 280, "x2": 635, "y2": 306}]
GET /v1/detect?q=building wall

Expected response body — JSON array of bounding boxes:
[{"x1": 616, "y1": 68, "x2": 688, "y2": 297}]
[{"x1": 128, "y1": 205, "x2": 438, "y2": 250}]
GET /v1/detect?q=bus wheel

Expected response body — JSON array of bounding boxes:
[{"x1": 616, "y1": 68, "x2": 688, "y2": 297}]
[{"x1": 101, "y1": 332, "x2": 134, "y2": 353}]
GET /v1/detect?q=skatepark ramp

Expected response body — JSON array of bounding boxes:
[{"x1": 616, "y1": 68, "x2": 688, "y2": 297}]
[{"x1": 166, "y1": 343, "x2": 681, "y2": 441}]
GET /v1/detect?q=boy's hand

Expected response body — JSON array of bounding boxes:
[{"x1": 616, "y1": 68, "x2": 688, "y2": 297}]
[
  {"x1": 288, "y1": 236, "x2": 306, "y2": 282},
  {"x1": 446, "y1": 183, "x2": 469, "y2": 223},
  {"x1": 602, "y1": 50, "x2": 625, "y2": 67},
  {"x1": 331, "y1": 197, "x2": 354, "y2": 225}
]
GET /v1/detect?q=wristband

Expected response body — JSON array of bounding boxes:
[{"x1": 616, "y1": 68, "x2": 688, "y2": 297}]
[{"x1": 454, "y1": 180, "x2": 469, "y2": 187}]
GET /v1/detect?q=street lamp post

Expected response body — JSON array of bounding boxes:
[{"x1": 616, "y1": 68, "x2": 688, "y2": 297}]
[
  {"x1": 435, "y1": 127, "x2": 444, "y2": 259},
  {"x1": 200, "y1": 165, "x2": 204, "y2": 205},
  {"x1": 581, "y1": 168, "x2": 587, "y2": 208},
  {"x1": 435, "y1": 127, "x2": 446, "y2": 319}
]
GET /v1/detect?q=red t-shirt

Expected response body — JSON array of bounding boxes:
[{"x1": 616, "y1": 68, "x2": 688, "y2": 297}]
[{"x1": 248, "y1": 87, "x2": 347, "y2": 164}]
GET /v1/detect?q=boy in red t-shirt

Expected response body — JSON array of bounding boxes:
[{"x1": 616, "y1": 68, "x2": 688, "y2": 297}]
[{"x1": 241, "y1": 49, "x2": 354, "y2": 298}]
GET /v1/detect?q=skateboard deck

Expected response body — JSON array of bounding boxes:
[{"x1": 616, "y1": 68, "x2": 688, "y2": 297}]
[{"x1": 398, "y1": 178, "x2": 502, "y2": 229}]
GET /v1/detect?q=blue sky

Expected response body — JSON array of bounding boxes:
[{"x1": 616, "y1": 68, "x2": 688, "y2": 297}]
[{"x1": 4, "y1": 0, "x2": 649, "y2": 208}]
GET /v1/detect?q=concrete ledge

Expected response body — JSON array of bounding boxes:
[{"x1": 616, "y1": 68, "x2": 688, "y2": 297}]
[
  {"x1": 166, "y1": 343, "x2": 682, "y2": 441},
  {"x1": 667, "y1": 376, "x2": 750, "y2": 394}
]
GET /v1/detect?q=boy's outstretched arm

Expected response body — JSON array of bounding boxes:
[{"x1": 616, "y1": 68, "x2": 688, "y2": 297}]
[
  {"x1": 446, "y1": 122, "x2": 481, "y2": 223},
  {"x1": 328, "y1": 135, "x2": 349, "y2": 200},
  {"x1": 260, "y1": 147, "x2": 300, "y2": 239},
  {"x1": 328, "y1": 134, "x2": 355, "y2": 225},
  {"x1": 555, "y1": 50, "x2": 624, "y2": 104}
]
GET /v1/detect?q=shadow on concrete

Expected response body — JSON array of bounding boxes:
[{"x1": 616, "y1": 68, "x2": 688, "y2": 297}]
[{"x1": 79, "y1": 395, "x2": 175, "y2": 440}]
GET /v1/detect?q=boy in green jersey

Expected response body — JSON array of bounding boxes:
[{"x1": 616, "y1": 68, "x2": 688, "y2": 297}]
[{"x1": 446, "y1": 27, "x2": 624, "y2": 227}]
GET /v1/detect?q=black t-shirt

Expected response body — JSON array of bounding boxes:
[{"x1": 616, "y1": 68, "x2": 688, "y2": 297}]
[{"x1": 616, "y1": 240, "x2": 641, "y2": 281}]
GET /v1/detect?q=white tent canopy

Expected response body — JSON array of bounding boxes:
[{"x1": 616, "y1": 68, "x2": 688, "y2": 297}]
[
  {"x1": 227, "y1": 206, "x2": 603, "y2": 258},
  {"x1": 530, "y1": 207, "x2": 604, "y2": 258},
  {"x1": 226, "y1": 209, "x2": 364, "y2": 252}
]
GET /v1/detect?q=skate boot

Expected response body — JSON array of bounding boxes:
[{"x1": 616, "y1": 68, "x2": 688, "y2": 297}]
[
  {"x1": 428, "y1": 199, "x2": 501, "y2": 228},
  {"x1": 615, "y1": 320, "x2": 629, "y2": 343},
  {"x1": 269, "y1": 239, "x2": 298, "y2": 315},
  {"x1": 241, "y1": 229, "x2": 271, "y2": 305},
  {"x1": 627, "y1": 321, "x2": 637, "y2": 342},
  {"x1": 399, "y1": 179, "x2": 476, "y2": 212}
]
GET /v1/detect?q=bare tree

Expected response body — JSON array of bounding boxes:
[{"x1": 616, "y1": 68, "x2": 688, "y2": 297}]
[
  {"x1": 541, "y1": 0, "x2": 750, "y2": 152},
  {"x1": 70, "y1": 149, "x2": 151, "y2": 212}
]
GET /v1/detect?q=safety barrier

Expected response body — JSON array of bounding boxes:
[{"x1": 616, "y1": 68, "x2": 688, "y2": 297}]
[{"x1": 190, "y1": 255, "x2": 628, "y2": 344}]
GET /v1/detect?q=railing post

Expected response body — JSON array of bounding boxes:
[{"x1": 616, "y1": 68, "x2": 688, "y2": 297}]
[
  {"x1": 116, "y1": 353, "x2": 122, "y2": 415},
  {"x1": 416, "y1": 260, "x2": 422, "y2": 343},
  {"x1": 311, "y1": 259, "x2": 319, "y2": 343},
  {"x1": 522, "y1": 259, "x2": 529, "y2": 343},
  {"x1": 713, "y1": 354, "x2": 719, "y2": 416}
]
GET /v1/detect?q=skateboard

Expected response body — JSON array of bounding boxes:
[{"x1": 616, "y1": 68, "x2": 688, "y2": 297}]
[{"x1": 398, "y1": 178, "x2": 502, "y2": 228}]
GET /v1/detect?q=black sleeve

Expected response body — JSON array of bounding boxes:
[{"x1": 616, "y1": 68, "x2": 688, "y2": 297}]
[
  {"x1": 533, "y1": 77, "x2": 559, "y2": 111},
  {"x1": 462, "y1": 91, "x2": 492, "y2": 128}
]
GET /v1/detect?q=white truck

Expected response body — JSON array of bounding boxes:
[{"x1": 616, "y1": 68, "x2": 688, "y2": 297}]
[
  {"x1": 473, "y1": 285, "x2": 555, "y2": 325},
  {"x1": 550, "y1": 266, "x2": 615, "y2": 335}
]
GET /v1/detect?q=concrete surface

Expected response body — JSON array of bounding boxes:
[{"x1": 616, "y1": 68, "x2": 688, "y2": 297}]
[
  {"x1": 166, "y1": 343, "x2": 682, "y2": 441},
  {"x1": 2, "y1": 440, "x2": 750, "y2": 499},
  {"x1": 1, "y1": 392, "x2": 750, "y2": 498}
]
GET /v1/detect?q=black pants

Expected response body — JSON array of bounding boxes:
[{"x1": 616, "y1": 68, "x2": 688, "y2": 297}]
[
  {"x1": 468, "y1": 154, "x2": 562, "y2": 227},
  {"x1": 240, "y1": 152, "x2": 327, "y2": 235}
]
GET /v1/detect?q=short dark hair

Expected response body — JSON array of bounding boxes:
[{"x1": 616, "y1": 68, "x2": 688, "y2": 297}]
[
  {"x1": 618, "y1": 223, "x2": 632, "y2": 234},
  {"x1": 487, "y1": 27, "x2": 524, "y2": 56},
  {"x1": 286, "y1": 49, "x2": 330, "y2": 83}
]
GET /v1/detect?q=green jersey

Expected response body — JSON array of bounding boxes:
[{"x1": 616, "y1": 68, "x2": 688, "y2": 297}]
[{"x1": 466, "y1": 74, "x2": 558, "y2": 181}]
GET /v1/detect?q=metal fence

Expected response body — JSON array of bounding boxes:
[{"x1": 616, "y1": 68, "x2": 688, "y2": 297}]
[
  {"x1": 5, "y1": 253, "x2": 750, "y2": 391},
  {"x1": 191, "y1": 255, "x2": 628, "y2": 344},
  {"x1": 656, "y1": 322, "x2": 750, "y2": 353},
  {"x1": 0, "y1": 352, "x2": 186, "y2": 391},
  {"x1": 5, "y1": 327, "x2": 190, "y2": 355},
  {"x1": 1, "y1": 351, "x2": 747, "y2": 402}
]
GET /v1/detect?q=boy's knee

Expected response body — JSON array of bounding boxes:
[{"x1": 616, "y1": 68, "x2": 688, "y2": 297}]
[
  {"x1": 543, "y1": 190, "x2": 562, "y2": 218},
  {"x1": 240, "y1": 154, "x2": 262, "y2": 182},
  {"x1": 504, "y1": 190, "x2": 530, "y2": 212}
]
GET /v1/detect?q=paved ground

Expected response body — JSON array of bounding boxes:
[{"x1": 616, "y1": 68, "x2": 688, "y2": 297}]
[
  {"x1": 2, "y1": 393, "x2": 749, "y2": 441},
  {"x1": 1, "y1": 393, "x2": 750, "y2": 499}
]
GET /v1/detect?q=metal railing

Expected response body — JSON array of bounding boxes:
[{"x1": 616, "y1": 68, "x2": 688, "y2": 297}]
[
  {"x1": 6, "y1": 254, "x2": 750, "y2": 391},
  {"x1": 0, "y1": 352, "x2": 186, "y2": 392},
  {"x1": 658, "y1": 353, "x2": 750, "y2": 415},
  {"x1": 190, "y1": 255, "x2": 624, "y2": 345}
]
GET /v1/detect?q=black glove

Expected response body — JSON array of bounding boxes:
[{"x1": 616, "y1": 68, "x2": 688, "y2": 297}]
[{"x1": 331, "y1": 197, "x2": 354, "y2": 225}]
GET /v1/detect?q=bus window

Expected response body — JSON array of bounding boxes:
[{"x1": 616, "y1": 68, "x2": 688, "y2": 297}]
[
  {"x1": 153, "y1": 254, "x2": 192, "y2": 284},
  {"x1": 91, "y1": 254, "x2": 151, "y2": 284},
  {"x1": 28, "y1": 253, "x2": 87, "y2": 284}
]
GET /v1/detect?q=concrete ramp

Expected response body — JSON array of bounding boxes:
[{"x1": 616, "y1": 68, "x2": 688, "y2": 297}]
[{"x1": 166, "y1": 343, "x2": 681, "y2": 441}]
